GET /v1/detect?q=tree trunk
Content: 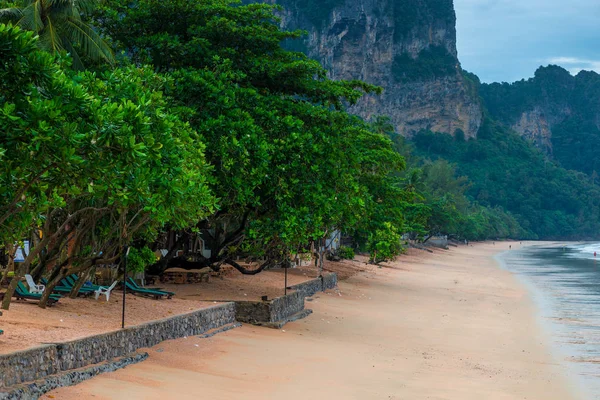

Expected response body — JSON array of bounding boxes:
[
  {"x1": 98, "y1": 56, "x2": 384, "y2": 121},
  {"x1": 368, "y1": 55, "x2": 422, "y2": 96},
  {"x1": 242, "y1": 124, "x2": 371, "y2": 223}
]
[
  {"x1": 38, "y1": 273, "x2": 66, "y2": 309},
  {"x1": 0, "y1": 243, "x2": 15, "y2": 286},
  {"x1": 224, "y1": 259, "x2": 272, "y2": 275},
  {"x1": 146, "y1": 233, "x2": 189, "y2": 275},
  {"x1": 30, "y1": 260, "x2": 45, "y2": 283},
  {"x1": 69, "y1": 270, "x2": 91, "y2": 298},
  {"x1": 1, "y1": 262, "x2": 27, "y2": 310}
]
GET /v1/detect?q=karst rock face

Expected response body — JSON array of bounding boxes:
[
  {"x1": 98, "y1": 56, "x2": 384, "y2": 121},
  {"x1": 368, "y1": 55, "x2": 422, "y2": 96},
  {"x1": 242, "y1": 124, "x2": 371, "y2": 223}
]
[{"x1": 264, "y1": 0, "x2": 483, "y2": 138}]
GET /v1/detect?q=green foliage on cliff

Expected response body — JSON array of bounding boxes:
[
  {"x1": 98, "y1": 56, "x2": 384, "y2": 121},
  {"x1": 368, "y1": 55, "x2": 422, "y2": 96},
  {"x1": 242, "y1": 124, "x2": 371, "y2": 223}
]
[
  {"x1": 392, "y1": 0, "x2": 455, "y2": 40},
  {"x1": 411, "y1": 118, "x2": 600, "y2": 240},
  {"x1": 480, "y1": 65, "x2": 574, "y2": 125},
  {"x1": 387, "y1": 131, "x2": 525, "y2": 241},
  {"x1": 392, "y1": 45, "x2": 456, "y2": 82},
  {"x1": 481, "y1": 65, "x2": 600, "y2": 177},
  {"x1": 277, "y1": 0, "x2": 345, "y2": 26}
]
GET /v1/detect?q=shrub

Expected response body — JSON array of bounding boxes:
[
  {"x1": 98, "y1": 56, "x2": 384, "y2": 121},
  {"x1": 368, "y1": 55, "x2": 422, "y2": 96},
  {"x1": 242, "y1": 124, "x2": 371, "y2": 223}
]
[
  {"x1": 337, "y1": 246, "x2": 355, "y2": 260},
  {"x1": 127, "y1": 247, "x2": 157, "y2": 274},
  {"x1": 368, "y1": 223, "x2": 403, "y2": 263}
]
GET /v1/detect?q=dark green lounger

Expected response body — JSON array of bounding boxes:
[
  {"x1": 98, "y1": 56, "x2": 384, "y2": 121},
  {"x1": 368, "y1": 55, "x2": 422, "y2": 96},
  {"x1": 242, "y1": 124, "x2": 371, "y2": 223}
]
[
  {"x1": 41, "y1": 278, "x2": 94, "y2": 297},
  {"x1": 128, "y1": 277, "x2": 174, "y2": 296},
  {"x1": 125, "y1": 278, "x2": 174, "y2": 299},
  {"x1": 15, "y1": 282, "x2": 61, "y2": 305},
  {"x1": 68, "y1": 275, "x2": 102, "y2": 291}
]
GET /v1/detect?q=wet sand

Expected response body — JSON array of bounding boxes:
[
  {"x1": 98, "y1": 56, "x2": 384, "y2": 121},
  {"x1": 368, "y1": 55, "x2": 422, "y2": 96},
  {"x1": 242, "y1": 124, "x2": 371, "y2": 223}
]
[{"x1": 45, "y1": 242, "x2": 584, "y2": 399}]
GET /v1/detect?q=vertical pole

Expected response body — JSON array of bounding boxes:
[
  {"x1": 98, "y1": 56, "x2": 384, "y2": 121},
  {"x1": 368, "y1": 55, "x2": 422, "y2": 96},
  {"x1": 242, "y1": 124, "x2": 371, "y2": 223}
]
[
  {"x1": 319, "y1": 238, "x2": 324, "y2": 279},
  {"x1": 284, "y1": 264, "x2": 288, "y2": 296},
  {"x1": 319, "y1": 238, "x2": 324, "y2": 291},
  {"x1": 122, "y1": 245, "x2": 129, "y2": 329}
]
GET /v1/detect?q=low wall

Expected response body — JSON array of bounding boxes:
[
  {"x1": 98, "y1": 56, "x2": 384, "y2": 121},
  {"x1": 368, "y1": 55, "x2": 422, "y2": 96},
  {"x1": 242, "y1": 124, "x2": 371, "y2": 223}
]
[
  {"x1": 0, "y1": 303, "x2": 235, "y2": 389},
  {"x1": 234, "y1": 273, "x2": 338, "y2": 327},
  {"x1": 235, "y1": 291, "x2": 305, "y2": 325},
  {"x1": 289, "y1": 273, "x2": 338, "y2": 298},
  {"x1": 426, "y1": 236, "x2": 448, "y2": 248}
]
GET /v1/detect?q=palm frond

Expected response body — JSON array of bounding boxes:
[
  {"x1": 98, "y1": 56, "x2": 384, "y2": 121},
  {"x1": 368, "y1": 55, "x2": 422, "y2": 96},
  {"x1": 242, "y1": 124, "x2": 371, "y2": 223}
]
[
  {"x1": 48, "y1": 0, "x2": 97, "y2": 14},
  {"x1": 37, "y1": 16, "x2": 64, "y2": 54},
  {"x1": 17, "y1": 0, "x2": 44, "y2": 32},
  {"x1": 0, "y1": 7, "x2": 23, "y2": 23},
  {"x1": 62, "y1": 38, "x2": 84, "y2": 70},
  {"x1": 64, "y1": 17, "x2": 115, "y2": 65}
]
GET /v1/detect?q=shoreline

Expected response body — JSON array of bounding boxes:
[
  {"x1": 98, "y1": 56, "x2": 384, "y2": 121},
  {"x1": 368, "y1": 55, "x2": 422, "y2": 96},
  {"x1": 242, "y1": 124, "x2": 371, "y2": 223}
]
[
  {"x1": 44, "y1": 242, "x2": 583, "y2": 399},
  {"x1": 496, "y1": 242, "x2": 595, "y2": 400}
]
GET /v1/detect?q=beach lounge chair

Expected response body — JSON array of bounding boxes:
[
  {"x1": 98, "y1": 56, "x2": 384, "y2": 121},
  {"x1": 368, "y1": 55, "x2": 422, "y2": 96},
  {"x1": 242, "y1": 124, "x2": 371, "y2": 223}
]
[
  {"x1": 95, "y1": 281, "x2": 118, "y2": 301},
  {"x1": 25, "y1": 274, "x2": 45, "y2": 294},
  {"x1": 127, "y1": 277, "x2": 172, "y2": 293},
  {"x1": 68, "y1": 274, "x2": 102, "y2": 291},
  {"x1": 53, "y1": 284, "x2": 95, "y2": 297},
  {"x1": 41, "y1": 278, "x2": 95, "y2": 297},
  {"x1": 15, "y1": 282, "x2": 61, "y2": 306},
  {"x1": 62, "y1": 276, "x2": 97, "y2": 293},
  {"x1": 125, "y1": 278, "x2": 174, "y2": 299}
]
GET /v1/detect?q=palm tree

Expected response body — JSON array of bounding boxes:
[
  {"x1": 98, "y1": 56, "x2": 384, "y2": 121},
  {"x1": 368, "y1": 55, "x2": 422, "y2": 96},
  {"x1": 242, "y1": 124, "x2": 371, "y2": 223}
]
[{"x1": 0, "y1": 0, "x2": 114, "y2": 69}]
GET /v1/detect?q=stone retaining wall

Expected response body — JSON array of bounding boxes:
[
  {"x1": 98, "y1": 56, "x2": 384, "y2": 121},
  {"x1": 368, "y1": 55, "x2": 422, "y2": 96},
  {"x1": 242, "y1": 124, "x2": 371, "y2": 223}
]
[
  {"x1": 0, "y1": 303, "x2": 235, "y2": 389},
  {"x1": 234, "y1": 273, "x2": 338, "y2": 327},
  {"x1": 235, "y1": 291, "x2": 305, "y2": 325},
  {"x1": 288, "y1": 273, "x2": 338, "y2": 298}
]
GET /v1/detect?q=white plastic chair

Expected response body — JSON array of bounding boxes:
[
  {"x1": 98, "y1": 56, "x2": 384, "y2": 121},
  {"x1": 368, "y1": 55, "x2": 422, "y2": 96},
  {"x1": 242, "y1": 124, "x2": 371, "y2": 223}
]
[
  {"x1": 94, "y1": 281, "x2": 118, "y2": 301},
  {"x1": 25, "y1": 274, "x2": 45, "y2": 294}
]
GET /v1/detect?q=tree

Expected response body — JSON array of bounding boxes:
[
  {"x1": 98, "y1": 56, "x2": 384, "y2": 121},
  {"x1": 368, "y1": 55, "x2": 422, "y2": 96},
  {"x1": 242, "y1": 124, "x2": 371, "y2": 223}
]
[
  {"x1": 0, "y1": 24, "x2": 215, "y2": 308},
  {"x1": 94, "y1": 0, "x2": 411, "y2": 272},
  {"x1": 0, "y1": 0, "x2": 114, "y2": 68}
]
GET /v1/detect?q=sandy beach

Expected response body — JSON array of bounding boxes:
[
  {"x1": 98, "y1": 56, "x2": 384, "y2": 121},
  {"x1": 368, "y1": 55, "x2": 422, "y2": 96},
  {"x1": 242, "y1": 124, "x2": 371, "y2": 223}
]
[{"x1": 44, "y1": 242, "x2": 584, "y2": 399}]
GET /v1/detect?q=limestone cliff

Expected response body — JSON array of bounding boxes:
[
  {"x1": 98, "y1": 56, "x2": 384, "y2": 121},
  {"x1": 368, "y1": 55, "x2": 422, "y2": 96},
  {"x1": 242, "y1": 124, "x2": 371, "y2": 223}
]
[
  {"x1": 511, "y1": 108, "x2": 556, "y2": 154},
  {"x1": 267, "y1": 0, "x2": 483, "y2": 138}
]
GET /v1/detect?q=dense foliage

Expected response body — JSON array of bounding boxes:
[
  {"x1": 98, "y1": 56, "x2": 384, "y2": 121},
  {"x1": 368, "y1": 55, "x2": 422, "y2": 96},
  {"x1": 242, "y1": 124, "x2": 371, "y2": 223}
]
[
  {"x1": 411, "y1": 118, "x2": 600, "y2": 239},
  {"x1": 92, "y1": 0, "x2": 409, "y2": 274},
  {"x1": 392, "y1": 0, "x2": 455, "y2": 40},
  {"x1": 276, "y1": 0, "x2": 345, "y2": 27},
  {"x1": 387, "y1": 130, "x2": 524, "y2": 241},
  {"x1": 0, "y1": 23, "x2": 215, "y2": 307},
  {"x1": 392, "y1": 45, "x2": 457, "y2": 82}
]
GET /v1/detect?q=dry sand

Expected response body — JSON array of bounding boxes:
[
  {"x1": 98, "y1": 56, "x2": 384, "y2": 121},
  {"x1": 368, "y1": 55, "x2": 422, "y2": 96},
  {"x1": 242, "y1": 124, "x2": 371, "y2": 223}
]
[
  {"x1": 45, "y1": 242, "x2": 585, "y2": 399},
  {"x1": 161, "y1": 267, "x2": 323, "y2": 302}
]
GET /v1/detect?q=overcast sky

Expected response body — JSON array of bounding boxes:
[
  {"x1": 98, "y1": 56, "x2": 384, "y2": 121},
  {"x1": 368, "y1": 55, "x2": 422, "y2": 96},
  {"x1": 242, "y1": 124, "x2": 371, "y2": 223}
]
[{"x1": 454, "y1": 0, "x2": 600, "y2": 83}]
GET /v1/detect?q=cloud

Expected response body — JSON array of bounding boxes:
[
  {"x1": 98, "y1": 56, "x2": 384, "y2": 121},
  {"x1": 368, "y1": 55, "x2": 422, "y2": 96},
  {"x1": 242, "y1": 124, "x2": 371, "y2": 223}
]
[
  {"x1": 546, "y1": 57, "x2": 600, "y2": 75},
  {"x1": 454, "y1": 0, "x2": 600, "y2": 83}
]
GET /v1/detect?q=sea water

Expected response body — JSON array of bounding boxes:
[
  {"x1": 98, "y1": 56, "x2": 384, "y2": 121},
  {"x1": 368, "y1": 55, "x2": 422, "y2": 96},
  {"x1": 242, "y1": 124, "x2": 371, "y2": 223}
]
[{"x1": 499, "y1": 243, "x2": 600, "y2": 398}]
